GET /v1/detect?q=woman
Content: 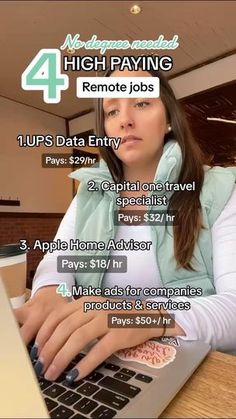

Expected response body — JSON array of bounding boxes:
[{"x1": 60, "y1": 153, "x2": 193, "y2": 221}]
[{"x1": 15, "y1": 67, "x2": 236, "y2": 384}]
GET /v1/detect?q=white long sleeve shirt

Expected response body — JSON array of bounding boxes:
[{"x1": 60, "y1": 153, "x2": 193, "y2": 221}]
[{"x1": 32, "y1": 186, "x2": 236, "y2": 352}]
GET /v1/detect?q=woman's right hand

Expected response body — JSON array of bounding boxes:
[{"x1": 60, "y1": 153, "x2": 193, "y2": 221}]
[{"x1": 14, "y1": 285, "x2": 70, "y2": 345}]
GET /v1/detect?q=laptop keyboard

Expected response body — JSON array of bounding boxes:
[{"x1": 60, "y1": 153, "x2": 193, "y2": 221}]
[{"x1": 28, "y1": 343, "x2": 153, "y2": 418}]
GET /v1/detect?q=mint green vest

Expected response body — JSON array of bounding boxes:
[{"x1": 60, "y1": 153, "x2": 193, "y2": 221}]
[{"x1": 69, "y1": 140, "x2": 236, "y2": 297}]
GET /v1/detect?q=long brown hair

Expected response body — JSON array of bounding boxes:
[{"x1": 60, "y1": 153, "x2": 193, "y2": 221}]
[{"x1": 95, "y1": 66, "x2": 205, "y2": 270}]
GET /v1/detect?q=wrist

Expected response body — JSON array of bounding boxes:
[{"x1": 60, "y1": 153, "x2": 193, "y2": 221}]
[
  {"x1": 142, "y1": 307, "x2": 185, "y2": 339},
  {"x1": 34, "y1": 285, "x2": 68, "y2": 301}
]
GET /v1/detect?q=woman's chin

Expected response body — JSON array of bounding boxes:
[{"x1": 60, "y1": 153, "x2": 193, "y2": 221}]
[{"x1": 118, "y1": 151, "x2": 145, "y2": 167}]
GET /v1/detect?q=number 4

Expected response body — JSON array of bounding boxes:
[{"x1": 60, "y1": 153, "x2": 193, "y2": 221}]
[
  {"x1": 21, "y1": 49, "x2": 69, "y2": 103},
  {"x1": 56, "y1": 283, "x2": 71, "y2": 297}
]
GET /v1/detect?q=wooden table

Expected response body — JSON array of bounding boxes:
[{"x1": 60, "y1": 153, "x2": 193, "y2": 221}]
[
  {"x1": 161, "y1": 351, "x2": 236, "y2": 418},
  {"x1": 25, "y1": 290, "x2": 236, "y2": 417}
]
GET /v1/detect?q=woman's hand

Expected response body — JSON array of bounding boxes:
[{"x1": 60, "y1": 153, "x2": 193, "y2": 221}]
[
  {"x1": 14, "y1": 285, "x2": 70, "y2": 346},
  {"x1": 32, "y1": 296, "x2": 164, "y2": 382}
]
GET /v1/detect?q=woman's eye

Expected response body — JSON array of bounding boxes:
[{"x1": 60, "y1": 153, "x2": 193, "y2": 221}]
[
  {"x1": 135, "y1": 101, "x2": 150, "y2": 108},
  {"x1": 105, "y1": 109, "x2": 119, "y2": 118},
  {"x1": 104, "y1": 101, "x2": 150, "y2": 117}
]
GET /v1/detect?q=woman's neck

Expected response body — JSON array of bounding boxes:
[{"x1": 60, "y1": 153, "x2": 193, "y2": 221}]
[{"x1": 123, "y1": 154, "x2": 162, "y2": 184}]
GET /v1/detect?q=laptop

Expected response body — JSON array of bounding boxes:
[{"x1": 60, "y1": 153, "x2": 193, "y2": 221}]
[{"x1": 0, "y1": 278, "x2": 210, "y2": 418}]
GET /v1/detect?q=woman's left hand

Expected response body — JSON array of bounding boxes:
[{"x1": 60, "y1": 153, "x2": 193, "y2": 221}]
[{"x1": 32, "y1": 296, "x2": 163, "y2": 382}]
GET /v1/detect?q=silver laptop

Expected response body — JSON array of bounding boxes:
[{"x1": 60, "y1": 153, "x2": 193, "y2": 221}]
[{"x1": 0, "y1": 278, "x2": 210, "y2": 419}]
